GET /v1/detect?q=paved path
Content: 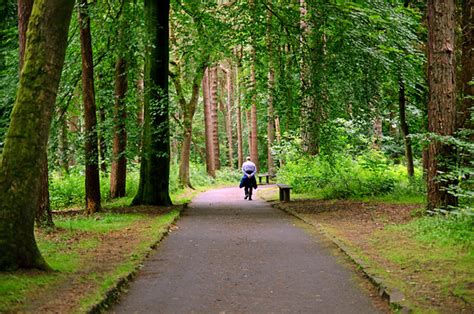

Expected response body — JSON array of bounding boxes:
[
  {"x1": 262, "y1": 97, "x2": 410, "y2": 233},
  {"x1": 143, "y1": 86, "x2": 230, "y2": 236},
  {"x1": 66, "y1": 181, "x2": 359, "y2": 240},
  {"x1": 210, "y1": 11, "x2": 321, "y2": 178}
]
[{"x1": 111, "y1": 187, "x2": 380, "y2": 313}]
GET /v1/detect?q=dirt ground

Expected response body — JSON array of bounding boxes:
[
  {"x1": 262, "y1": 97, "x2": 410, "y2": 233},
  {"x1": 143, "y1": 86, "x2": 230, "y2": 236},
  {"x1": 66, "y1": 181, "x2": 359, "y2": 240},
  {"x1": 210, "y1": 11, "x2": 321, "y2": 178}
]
[{"x1": 268, "y1": 195, "x2": 473, "y2": 313}]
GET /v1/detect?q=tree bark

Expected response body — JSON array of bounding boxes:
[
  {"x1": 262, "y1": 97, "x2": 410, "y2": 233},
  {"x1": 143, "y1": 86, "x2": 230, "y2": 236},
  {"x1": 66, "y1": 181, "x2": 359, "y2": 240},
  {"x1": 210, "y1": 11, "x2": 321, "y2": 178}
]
[
  {"x1": 19, "y1": 0, "x2": 54, "y2": 227},
  {"x1": 299, "y1": 0, "x2": 319, "y2": 155},
  {"x1": 35, "y1": 150, "x2": 53, "y2": 227},
  {"x1": 132, "y1": 0, "x2": 172, "y2": 206},
  {"x1": 399, "y1": 78, "x2": 414, "y2": 177},
  {"x1": 110, "y1": 57, "x2": 128, "y2": 198},
  {"x1": 78, "y1": 0, "x2": 101, "y2": 214},
  {"x1": 0, "y1": 0, "x2": 74, "y2": 270},
  {"x1": 250, "y1": 50, "x2": 259, "y2": 169},
  {"x1": 175, "y1": 61, "x2": 207, "y2": 187},
  {"x1": 235, "y1": 63, "x2": 243, "y2": 169},
  {"x1": 210, "y1": 66, "x2": 220, "y2": 170},
  {"x1": 427, "y1": 0, "x2": 458, "y2": 211},
  {"x1": 18, "y1": 0, "x2": 33, "y2": 71},
  {"x1": 98, "y1": 105, "x2": 107, "y2": 173},
  {"x1": 458, "y1": 0, "x2": 473, "y2": 131},
  {"x1": 225, "y1": 66, "x2": 234, "y2": 168},
  {"x1": 267, "y1": 6, "x2": 275, "y2": 176},
  {"x1": 203, "y1": 67, "x2": 215, "y2": 177}
]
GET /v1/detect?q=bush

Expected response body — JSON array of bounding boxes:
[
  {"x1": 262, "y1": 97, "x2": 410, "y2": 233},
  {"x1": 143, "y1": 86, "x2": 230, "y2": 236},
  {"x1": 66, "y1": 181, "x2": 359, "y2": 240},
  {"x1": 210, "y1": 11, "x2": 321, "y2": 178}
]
[{"x1": 277, "y1": 149, "x2": 424, "y2": 200}]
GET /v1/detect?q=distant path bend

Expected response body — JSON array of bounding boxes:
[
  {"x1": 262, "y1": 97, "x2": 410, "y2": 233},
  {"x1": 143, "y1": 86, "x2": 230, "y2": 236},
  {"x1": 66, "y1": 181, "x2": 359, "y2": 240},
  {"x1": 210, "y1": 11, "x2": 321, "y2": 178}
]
[{"x1": 111, "y1": 186, "x2": 381, "y2": 313}]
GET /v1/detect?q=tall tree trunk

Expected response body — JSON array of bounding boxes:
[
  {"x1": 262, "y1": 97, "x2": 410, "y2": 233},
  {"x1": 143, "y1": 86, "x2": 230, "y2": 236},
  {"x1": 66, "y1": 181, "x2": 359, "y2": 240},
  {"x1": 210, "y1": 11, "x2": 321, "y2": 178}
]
[
  {"x1": 18, "y1": 0, "x2": 33, "y2": 71},
  {"x1": 19, "y1": 0, "x2": 53, "y2": 227},
  {"x1": 176, "y1": 62, "x2": 207, "y2": 187},
  {"x1": 132, "y1": 0, "x2": 172, "y2": 206},
  {"x1": 235, "y1": 63, "x2": 243, "y2": 169},
  {"x1": 0, "y1": 0, "x2": 74, "y2": 270},
  {"x1": 98, "y1": 105, "x2": 107, "y2": 173},
  {"x1": 58, "y1": 112, "x2": 70, "y2": 174},
  {"x1": 110, "y1": 57, "x2": 128, "y2": 198},
  {"x1": 275, "y1": 116, "x2": 283, "y2": 167},
  {"x1": 246, "y1": 109, "x2": 252, "y2": 157},
  {"x1": 35, "y1": 151, "x2": 53, "y2": 227},
  {"x1": 250, "y1": 51, "x2": 259, "y2": 169},
  {"x1": 299, "y1": 0, "x2": 319, "y2": 155},
  {"x1": 399, "y1": 77, "x2": 414, "y2": 177},
  {"x1": 203, "y1": 68, "x2": 215, "y2": 177},
  {"x1": 427, "y1": 0, "x2": 458, "y2": 211},
  {"x1": 78, "y1": 0, "x2": 101, "y2": 214},
  {"x1": 458, "y1": 0, "x2": 473, "y2": 131},
  {"x1": 210, "y1": 66, "x2": 220, "y2": 170},
  {"x1": 225, "y1": 66, "x2": 234, "y2": 168},
  {"x1": 267, "y1": 5, "x2": 275, "y2": 176}
]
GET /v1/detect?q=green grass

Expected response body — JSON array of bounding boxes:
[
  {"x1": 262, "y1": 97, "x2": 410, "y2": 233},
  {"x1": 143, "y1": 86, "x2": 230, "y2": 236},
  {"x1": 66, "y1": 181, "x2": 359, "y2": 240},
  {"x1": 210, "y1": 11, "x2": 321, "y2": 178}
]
[
  {"x1": 369, "y1": 214, "x2": 474, "y2": 310},
  {"x1": 0, "y1": 208, "x2": 181, "y2": 312},
  {"x1": 0, "y1": 273, "x2": 61, "y2": 312},
  {"x1": 54, "y1": 213, "x2": 143, "y2": 233}
]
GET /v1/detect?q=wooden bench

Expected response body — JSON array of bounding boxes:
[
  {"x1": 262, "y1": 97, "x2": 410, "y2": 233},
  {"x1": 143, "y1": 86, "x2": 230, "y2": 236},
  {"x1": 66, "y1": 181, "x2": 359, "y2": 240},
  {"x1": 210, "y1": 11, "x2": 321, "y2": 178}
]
[
  {"x1": 257, "y1": 173, "x2": 270, "y2": 184},
  {"x1": 277, "y1": 184, "x2": 292, "y2": 202}
]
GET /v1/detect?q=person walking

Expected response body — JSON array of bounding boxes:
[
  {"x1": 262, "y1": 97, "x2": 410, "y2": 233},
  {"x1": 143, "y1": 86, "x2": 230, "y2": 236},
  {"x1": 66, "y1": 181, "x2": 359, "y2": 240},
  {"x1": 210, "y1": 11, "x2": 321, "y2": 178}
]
[{"x1": 240, "y1": 156, "x2": 257, "y2": 200}]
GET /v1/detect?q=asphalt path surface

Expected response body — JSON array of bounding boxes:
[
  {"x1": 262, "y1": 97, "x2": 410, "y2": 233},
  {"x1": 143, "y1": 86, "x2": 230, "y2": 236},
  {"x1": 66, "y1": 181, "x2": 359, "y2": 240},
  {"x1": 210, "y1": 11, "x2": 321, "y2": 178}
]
[{"x1": 111, "y1": 186, "x2": 380, "y2": 313}]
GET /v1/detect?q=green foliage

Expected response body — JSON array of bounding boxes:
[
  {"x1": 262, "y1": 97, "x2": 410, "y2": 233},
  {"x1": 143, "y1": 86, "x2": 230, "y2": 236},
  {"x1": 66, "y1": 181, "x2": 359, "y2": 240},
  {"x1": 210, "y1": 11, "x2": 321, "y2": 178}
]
[{"x1": 277, "y1": 147, "x2": 424, "y2": 201}]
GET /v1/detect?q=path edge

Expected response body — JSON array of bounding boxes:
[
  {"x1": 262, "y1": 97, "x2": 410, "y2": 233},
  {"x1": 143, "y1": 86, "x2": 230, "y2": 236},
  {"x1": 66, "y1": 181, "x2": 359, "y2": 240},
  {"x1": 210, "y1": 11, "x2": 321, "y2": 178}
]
[
  {"x1": 272, "y1": 202, "x2": 412, "y2": 314},
  {"x1": 86, "y1": 203, "x2": 187, "y2": 314}
]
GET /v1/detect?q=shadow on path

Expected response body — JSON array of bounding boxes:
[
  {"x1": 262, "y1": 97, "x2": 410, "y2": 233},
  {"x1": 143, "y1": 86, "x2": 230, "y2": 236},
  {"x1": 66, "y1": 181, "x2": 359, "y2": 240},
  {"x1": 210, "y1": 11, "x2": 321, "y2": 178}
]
[{"x1": 111, "y1": 187, "x2": 381, "y2": 313}]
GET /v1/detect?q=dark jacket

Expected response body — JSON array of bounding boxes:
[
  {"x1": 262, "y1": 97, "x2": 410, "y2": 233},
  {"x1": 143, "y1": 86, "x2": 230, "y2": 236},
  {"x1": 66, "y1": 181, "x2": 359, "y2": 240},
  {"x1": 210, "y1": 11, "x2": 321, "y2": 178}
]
[{"x1": 239, "y1": 171, "x2": 258, "y2": 189}]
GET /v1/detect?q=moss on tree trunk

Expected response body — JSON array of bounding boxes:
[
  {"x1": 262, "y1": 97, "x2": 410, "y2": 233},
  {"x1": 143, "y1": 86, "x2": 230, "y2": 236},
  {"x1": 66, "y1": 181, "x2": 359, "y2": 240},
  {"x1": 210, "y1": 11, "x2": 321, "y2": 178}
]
[
  {"x1": 0, "y1": 0, "x2": 74, "y2": 270},
  {"x1": 133, "y1": 0, "x2": 172, "y2": 206}
]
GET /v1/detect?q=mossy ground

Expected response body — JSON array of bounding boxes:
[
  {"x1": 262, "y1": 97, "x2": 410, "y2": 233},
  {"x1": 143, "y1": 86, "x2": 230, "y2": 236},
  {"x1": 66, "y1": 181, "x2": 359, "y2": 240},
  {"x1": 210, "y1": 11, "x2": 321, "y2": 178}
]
[{"x1": 259, "y1": 186, "x2": 473, "y2": 313}]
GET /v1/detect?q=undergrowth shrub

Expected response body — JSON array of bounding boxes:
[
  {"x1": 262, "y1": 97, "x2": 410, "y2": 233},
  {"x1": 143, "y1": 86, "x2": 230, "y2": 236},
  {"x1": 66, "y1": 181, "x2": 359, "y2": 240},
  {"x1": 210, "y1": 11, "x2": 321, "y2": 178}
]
[{"x1": 277, "y1": 149, "x2": 424, "y2": 200}]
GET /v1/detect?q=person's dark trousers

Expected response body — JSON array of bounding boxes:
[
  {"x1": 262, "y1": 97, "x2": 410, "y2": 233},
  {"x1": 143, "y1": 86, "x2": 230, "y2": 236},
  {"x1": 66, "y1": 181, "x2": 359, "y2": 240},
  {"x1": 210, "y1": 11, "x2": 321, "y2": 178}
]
[{"x1": 244, "y1": 186, "x2": 252, "y2": 200}]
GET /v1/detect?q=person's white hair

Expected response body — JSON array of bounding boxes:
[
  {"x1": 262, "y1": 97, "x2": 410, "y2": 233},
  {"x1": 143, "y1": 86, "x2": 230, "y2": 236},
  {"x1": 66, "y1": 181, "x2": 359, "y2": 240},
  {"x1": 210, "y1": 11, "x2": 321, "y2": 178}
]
[{"x1": 246, "y1": 156, "x2": 251, "y2": 161}]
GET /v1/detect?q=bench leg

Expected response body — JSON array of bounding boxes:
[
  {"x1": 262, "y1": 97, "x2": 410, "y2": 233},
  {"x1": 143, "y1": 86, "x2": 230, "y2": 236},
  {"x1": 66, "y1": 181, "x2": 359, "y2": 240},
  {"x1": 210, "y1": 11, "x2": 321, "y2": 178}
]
[
  {"x1": 266, "y1": 176, "x2": 269, "y2": 184},
  {"x1": 259, "y1": 177, "x2": 262, "y2": 184}
]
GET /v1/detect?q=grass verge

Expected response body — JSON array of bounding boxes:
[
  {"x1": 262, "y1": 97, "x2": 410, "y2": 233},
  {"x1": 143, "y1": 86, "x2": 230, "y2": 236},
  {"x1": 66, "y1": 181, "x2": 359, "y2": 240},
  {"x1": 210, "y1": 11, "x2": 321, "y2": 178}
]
[{"x1": 0, "y1": 207, "x2": 181, "y2": 313}]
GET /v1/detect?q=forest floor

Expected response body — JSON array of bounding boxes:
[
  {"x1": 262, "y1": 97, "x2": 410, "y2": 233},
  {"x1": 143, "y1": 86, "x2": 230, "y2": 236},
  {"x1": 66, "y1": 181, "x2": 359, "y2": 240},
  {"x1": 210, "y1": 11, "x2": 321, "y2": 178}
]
[
  {"x1": 258, "y1": 187, "x2": 473, "y2": 313},
  {"x1": 0, "y1": 206, "x2": 182, "y2": 313}
]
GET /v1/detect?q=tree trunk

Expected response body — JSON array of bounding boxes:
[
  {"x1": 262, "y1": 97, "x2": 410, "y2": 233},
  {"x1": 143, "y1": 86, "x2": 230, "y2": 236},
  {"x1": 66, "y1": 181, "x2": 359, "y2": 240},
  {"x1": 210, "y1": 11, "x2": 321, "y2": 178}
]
[
  {"x1": 0, "y1": 0, "x2": 74, "y2": 270},
  {"x1": 78, "y1": 0, "x2": 101, "y2": 214},
  {"x1": 250, "y1": 51, "x2": 259, "y2": 169},
  {"x1": 58, "y1": 113, "x2": 70, "y2": 174},
  {"x1": 235, "y1": 63, "x2": 243, "y2": 169},
  {"x1": 427, "y1": 0, "x2": 458, "y2": 211},
  {"x1": 225, "y1": 67, "x2": 234, "y2": 168},
  {"x1": 98, "y1": 105, "x2": 107, "y2": 173},
  {"x1": 19, "y1": 0, "x2": 54, "y2": 227},
  {"x1": 203, "y1": 67, "x2": 215, "y2": 177},
  {"x1": 35, "y1": 150, "x2": 53, "y2": 227},
  {"x1": 132, "y1": 0, "x2": 172, "y2": 206},
  {"x1": 458, "y1": 0, "x2": 473, "y2": 131},
  {"x1": 246, "y1": 109, "x2": 252, "y2": 157},
  {"x1": 299, "y1": 0, "x2": 319, "y2": 155},
  {"x1": 176, "y1": 62, "x2": 207, "y2": 187},
  {"x1": 210, "y1": 66, "x2": 220, "y2": 170},
  {"x1": 267, "y1": 6, "x2": 275, "y2": 176},
  {"x1": 110, "y1": 57, "x2": 128, "y2": 198},
  {"x1": 399, "y1": 78, "x2": 414, "y2": 177},
  {"x1": 18, "y1": 0, "x2": 33, "y2": 71}
]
